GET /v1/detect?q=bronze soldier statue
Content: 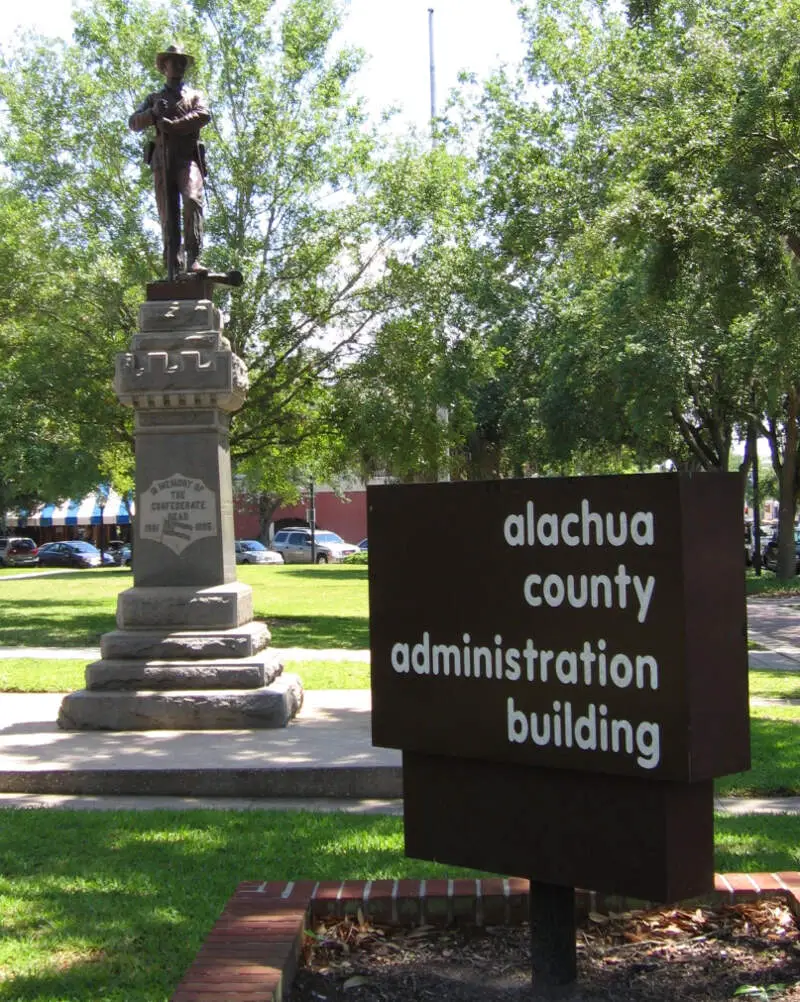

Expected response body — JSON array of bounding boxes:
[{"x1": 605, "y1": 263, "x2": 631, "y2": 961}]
[{"x1": 129, "y1": 45, "x2": 209, "y2": 280}]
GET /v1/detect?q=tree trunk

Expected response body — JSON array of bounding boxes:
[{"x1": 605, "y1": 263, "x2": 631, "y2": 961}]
[
  {"x1": 745, "y1": 425, "x2": 762, "y2": 575},
  {"x1": 776, "y1": 389, "x2": 798, "y2": 581},
  {"x1": 257, "y1": 492, "x2": 282, "y2": 543}
]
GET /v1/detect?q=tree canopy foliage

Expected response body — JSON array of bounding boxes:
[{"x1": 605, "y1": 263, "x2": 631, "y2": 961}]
[
  {"x1": 0, "y1": 0, "x2": 443, "y2": 515},
  {"x1": 331, "y1": 0, "x2": 800, "y2": 580},
  {"x1": 6, "y1": 0, "x2": 800, "y2": 580}
]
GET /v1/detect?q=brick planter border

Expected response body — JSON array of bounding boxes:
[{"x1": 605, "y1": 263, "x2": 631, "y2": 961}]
[{"x1": 170, "y1": 872, "x2": 800, "y2": 1001}]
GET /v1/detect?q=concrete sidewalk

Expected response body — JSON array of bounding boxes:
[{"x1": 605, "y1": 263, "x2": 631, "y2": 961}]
[
  {"x1": 1, "y1": 590, "x2": 800, "y2": 813},
  {"x1": 0, "y1": 690, "x2": 401, "y2": 800},
  {"x1": 0, "y1": 689, "x2": 798, "y2": 816},
  {"x1": 749, "y1": 649, "x2": 800, "y2": 670},
  {"x1": 747, "y1": 595, "x2": 800, "y2": 668}
]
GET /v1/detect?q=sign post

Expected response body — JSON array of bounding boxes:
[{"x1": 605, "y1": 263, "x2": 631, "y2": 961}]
[
  {"x1": 529, "y1": 881, "x2": 576, "y2": 989},
  {"x1": 368, "y1": 473, "x2": 750, "y2": 993}
]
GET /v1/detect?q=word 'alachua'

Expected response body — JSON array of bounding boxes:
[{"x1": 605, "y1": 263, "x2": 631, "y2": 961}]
[{"x1": 504, "y1": 500, "x2": 655, "y2": 549}]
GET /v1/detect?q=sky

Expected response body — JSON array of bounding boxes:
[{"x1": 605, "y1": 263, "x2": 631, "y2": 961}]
[{"x1": 0, "y1": 0, "x2": 527, "y2": 132}]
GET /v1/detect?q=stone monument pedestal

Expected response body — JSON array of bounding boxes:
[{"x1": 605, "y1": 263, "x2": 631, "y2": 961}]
[{"x1": 58, "y1": 286, "x2": 302, "y2": 731}]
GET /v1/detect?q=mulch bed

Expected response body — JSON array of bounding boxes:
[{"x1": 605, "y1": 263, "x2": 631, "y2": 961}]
[{"x1": 289, "y1": 899, "x2": 800, "y2": 1001}]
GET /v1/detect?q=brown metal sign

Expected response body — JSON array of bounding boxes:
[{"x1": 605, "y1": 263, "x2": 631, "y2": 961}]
[{"x1": 369, "y1": 473, "x2": 750, "y2": 784}]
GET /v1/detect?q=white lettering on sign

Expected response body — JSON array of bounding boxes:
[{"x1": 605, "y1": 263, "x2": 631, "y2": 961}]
[
  {"x1": 506, "y1": 697, "x2": 660, "y2": 769},
  {"x1": 521, "y1": 566, "x2": 656, "y2": 624},
  {"x1": 503, "y1": 500, "x2": 655, "y2": 548},
  {"x1": 390, "y1": 632, "x2": 659, "y2": 690},
  {"x1": 383, "y1": 496, "x2": 666, "y2": 772},
  {"x1": 139, "y1": 474, "x2": 217, "y2": 556}
]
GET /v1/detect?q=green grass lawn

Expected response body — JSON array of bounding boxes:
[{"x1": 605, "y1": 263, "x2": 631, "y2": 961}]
[
  {"x1": 0, "y1": 658, "x2": 371, "y2": 692},
  {"x1": 2, "y1": 564, "x2": 799, "y2": 649},
  {"x1": 716, "y1": 717, "x2": 800, "y2": 796},
  {"x1": 0, "y1": 565, "x2": 369, "y2": 649},
  {"x1": 746, "y1": 571, "x2": 800, "y2": 596},
  {"x1": 0, "y1": 808, "x2": 795, "y2": 1002},
  {"x1": 0, "y1": 566, "x2": 59, "y2": 577},
  {"x1": 1, "y1": 564, "x2": 798, "y2": 999},
  {"x1": 0, "y1": 810, "x2": 482, "y2": 1002},
  {"x1": 287, "y1": 659, "x2": 370, "y2": 688},
  {"x1": 750, "y1": 703, "x2": 800, "y2": 722},
  {"x1": 0, "y1": 659, "x2": 87, "y2": 691},
  {"x1": 749, "y1": 670, "x2": 800, "y2": 700},
  {"x1": 713, "y1": 812, "x2": 800, "y2": 871}
]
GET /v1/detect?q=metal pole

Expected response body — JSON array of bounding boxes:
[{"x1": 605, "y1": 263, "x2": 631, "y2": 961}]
[
  {"x1": 429, "y1": 8, "x2": 450, "y2": 481},
  {"x1": 98, "y1": 494, "x2": 107, "y2": 568},
  {"x1": 428, "y1": 8, "x2": 437, "y2": 142},
  {"x1": 309, "y1": 477, "x2": 316, "y2": 564},
  {"x1": 751, "y1": 425, "x2": 762, "y2": 575}
]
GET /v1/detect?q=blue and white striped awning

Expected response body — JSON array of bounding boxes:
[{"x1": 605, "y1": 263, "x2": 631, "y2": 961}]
[{"x1": 4, "y1": 489, "x2": 135, "y2": 528}]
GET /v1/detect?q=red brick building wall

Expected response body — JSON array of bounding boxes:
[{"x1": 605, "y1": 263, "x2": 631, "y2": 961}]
[{"x1": 234, "y1": 488, "x2": 368, "y2": 544}]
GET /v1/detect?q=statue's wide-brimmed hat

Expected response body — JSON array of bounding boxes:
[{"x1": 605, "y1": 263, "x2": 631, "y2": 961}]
[{"x1": 155, "y1": 44, "x2": 194, "y2": 74}]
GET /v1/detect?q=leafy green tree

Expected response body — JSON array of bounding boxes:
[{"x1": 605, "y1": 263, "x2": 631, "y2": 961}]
[
  {"x1": 460, "y1": 0, "x2": 800, "y2": 575},
  {"x1": 0, "y1": 186, "x2": 134, "y2": 523},
  {"x1": 0, "y1": 0, "x2": 430, "y2": 513}
]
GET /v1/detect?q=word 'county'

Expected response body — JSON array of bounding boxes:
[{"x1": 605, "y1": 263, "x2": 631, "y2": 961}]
[
  {"x1": 523, "y1": 565, "x2": 655, "y2": 623},
  {"x1": 503, "y1": 500, "x2": 655, "y2": 548}
]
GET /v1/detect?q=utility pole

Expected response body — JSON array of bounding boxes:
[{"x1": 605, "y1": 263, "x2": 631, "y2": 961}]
[
  {"x1": 428, "y1": 7, "x2": 449, "y2": 481},
  {"x1": 750, "y1": 423, "x2": 762, "y2": 575},
  {"x1": 309, "y1": 476, "x2": 317, "y2": 564},
  {"x1": 428, "y1": 8, "x2": 438, "y2": 145}
]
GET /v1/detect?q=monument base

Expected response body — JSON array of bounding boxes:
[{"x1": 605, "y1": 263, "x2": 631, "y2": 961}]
[
  {"x1": 100, "y1": 622, "x2": 270, "y2": 661},
  {"x1": 58, "y1": 674, "x2": 303, "y2": 730},
  {"x1": 58, "y1": 623, "x2": 301, "y2": 731},
  {"x1": 116, "y1": 582, "x2": 254, "y2": 630},
  {"x1": 55, "y1": 293, "x2": 304, "y2": 732},
  {"x1": 85, "y1": 653, "x2": 283, "y2": 691}
]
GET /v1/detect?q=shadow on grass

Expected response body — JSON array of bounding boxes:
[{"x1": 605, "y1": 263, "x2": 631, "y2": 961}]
[
  {"x1": 266, "y1": 615, "x2": 369, "y2": 649},
  {"x1": 2, "y1": 807, "x2": 799, "y2": 1002},
  {"x1": 746, "y1": 573, "x2": 800, "y2": 597},
  {"x1": 749, "y1": 672, "x2": 800, "y2": 701},
  {"x1": 716, "y1": 718, "x2": 800, "y2": 796},
  {"x1": 0, "y1": 600, "x2": 116, "y2": 647},
  {"x1": 0, "y1": 810, "x2": 479, "y2": 1002},
  {"x1": 0, "y1": 569, "x2": 130, "y2": 583},
  {"x1": 278, "y1": 569, "x2": 368, "y2": 585},
  {"x1": 278, "y1": 566, "x2": 368, "y2": 581},
  {"x1": 714, "y1": 812, "x2": 800, "y2": 872},
  {"x1": 0, "y1": 605, "x2": 368, "y2": 652}
]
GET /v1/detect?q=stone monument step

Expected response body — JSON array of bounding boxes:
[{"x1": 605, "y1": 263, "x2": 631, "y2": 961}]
[
  {"x1": 85, "y1": 654, "x2": 283, "y2": 692},
  {"x1": 116, "y1": 582, "x2": 254, "y2": 631},
  {"x1": 100, "y1": 621, "x2": 270, "y2": 661},
  {"x1": 57, "y1": 674, "x2": 303, "y2": 731}
]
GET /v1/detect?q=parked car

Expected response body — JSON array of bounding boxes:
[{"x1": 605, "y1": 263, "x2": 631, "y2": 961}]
[
  {"x1": 235, "y1": 539, "x2": 284, "y2": 565},
  {"x1": 746, "y1": 525, "x2": 775, "y2": 566},
  {"x1": 270, "y1": 528, "x2": 359, "y2": 564},
  {"x1": 37, "y1": 540, "x2": 115, "y2": 568},
  {"x1": 106, "y1": 540, "x2": 128, "y2": 562},
  {"x1": 0, "y1": 537, "x2": 39, "y2": 567},
  {"x1": 762, "y1": 529, "x2": 800, "y2": 573},
  {"x1": 357, "y1": 538, "x2": 368, "y2": 550},
  {"x1": 113, "y1": 544, "x2": 133, "y2": 567}
]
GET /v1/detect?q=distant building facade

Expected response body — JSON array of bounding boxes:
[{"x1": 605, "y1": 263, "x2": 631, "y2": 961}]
[{"x1": 234, "y1": 481, "x2": 384, "y2": 544}]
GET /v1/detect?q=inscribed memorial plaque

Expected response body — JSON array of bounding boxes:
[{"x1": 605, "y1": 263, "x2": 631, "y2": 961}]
[{"x1": 139, "y1": 473, "x2": 217, "y2": 556}]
